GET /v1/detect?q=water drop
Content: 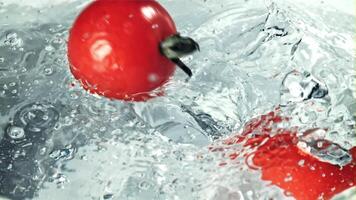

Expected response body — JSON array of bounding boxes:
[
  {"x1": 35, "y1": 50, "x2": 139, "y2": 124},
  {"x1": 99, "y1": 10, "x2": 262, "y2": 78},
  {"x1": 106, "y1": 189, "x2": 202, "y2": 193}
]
[
  {"x1": 148, "y1": 73, "x2": 158, "y2": 83},
  {"x1": 284, "y1": 174, "x2": 293, "y2": 182},
  {"x1": 298, "y1": 159, "x2": 305, "y2": 167},
  {"x1": 152, "y1": 24, "x2": 159, "y2": 29}
]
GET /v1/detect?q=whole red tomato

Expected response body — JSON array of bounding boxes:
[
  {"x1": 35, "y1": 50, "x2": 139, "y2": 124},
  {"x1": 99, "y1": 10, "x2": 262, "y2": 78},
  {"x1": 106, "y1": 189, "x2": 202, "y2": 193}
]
[
  {"x1": 220, "y1": 111, "x2": 356, "y2": 200},
  {"x1": 68, "y1": 0, "x2": 198, "y2": 101}
]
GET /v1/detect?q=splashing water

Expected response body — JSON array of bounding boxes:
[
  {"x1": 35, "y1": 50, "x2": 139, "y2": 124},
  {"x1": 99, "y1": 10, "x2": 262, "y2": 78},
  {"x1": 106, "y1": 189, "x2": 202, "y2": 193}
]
[{"x1": 0, "y1": 0, "x2": 354, "y2": 199}]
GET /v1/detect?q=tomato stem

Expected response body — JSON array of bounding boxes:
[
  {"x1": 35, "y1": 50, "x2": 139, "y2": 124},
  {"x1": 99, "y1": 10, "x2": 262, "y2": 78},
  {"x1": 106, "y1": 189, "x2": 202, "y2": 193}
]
[{"x1": 160, "y1": 34, "x2": 200, "y2": 78}]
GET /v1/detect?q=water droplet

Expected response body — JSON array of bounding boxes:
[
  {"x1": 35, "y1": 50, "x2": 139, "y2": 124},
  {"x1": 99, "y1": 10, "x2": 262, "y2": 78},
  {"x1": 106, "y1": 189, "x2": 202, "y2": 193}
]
[
  {"x1": 317, "y1": 141, "x2": 324, "y2": 148},
  {"x1": 284, "y1": 174, "x2": 293, "y2": 182},
  {"x1": 298, "y1": 159, "x2": 305, "y2": 166},
  {"x1": 148, "y1": 73, "x2": 158, "y2": 83},
  {"x1": 152, "y1": 24, "x2": 159, "y2": 29},
  {"x1": 7, "y1": 126, "x2": 25, "y2": 139}
]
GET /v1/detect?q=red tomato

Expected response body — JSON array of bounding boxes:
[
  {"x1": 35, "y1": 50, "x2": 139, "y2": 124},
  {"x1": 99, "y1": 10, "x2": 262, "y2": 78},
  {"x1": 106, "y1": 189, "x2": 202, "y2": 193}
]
[
  {"x1": 221, "y1": 111, "x2": 356, "y2": 200},
  {"x1": 67, "y1": 0, "x2": 177, "y2": 101}
]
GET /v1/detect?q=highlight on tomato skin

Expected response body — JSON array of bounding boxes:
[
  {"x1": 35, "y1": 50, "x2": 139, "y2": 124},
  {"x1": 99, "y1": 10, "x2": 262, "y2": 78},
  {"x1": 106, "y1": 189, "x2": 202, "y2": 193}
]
[
  {"x1": 217, "y1": 110, "x2": 356, "y2": 200},
  {"x1": 67, "y1": 0, "x2": 178, "y2": 101}
]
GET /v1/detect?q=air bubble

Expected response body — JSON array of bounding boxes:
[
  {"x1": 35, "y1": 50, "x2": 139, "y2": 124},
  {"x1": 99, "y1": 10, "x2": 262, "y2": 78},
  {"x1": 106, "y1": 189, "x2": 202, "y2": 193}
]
[
  {"x1": 7, "y1": 126, "x2": 25, "y2": 139},
  {"x1": 139, "y1": 180, "x2": 151, "y2": 190},
  {"x1": 44, "y1": 67, "x2": 54, "y2": 75},
  {"x1": 49, "y1": 145, "x2": 76, "y2": 161},
  {"x1": 14, "y1": 102, "x2": 60, "y2": 133},
  {"x1": 280, "y1": 71, "x2": 328, "y2": 106},
  {"x1": 103, "y1": 194, "x2": 114, "y2": 199},
  {"x1": 45, "y1": 45, "x2": 55, "y2": 51}
]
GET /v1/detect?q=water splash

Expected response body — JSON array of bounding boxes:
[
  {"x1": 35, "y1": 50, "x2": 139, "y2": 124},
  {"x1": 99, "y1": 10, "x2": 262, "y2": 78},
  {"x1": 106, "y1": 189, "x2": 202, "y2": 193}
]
[{"x1": 0, "y1": 0, "x2": 354, "y2": 200}]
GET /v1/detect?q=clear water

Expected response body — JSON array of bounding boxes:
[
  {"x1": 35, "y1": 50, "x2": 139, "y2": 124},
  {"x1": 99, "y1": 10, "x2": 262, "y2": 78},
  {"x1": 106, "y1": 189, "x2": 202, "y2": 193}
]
[{"x1": 0, "y1": 0, "x2": 355, "y2": 199}]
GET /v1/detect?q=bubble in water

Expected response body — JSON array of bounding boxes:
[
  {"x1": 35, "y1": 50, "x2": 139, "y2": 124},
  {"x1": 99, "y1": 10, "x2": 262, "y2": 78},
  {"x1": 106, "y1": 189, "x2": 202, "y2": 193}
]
[
  {"x1": 44, "y1": 67, "x2": 54, "y2": 76},
  {"x1": 52, "y1": 173, "x2": 68, "y2": 188},
  {"x1": 3, "y1": 32, "x2": 23, "y2": 49},
  {"x1": 138, "y1": 180, "x2": 152, "y2": 190},
  {"x1": 49, "y1": 145, "x2": 76, "y2": 161},
  {"x1": 6, "y1": 126, "x2": 25, "y2": 139},
  {"x1": 45, "y1": 45, "x2": 55, "y2": 51},
  {"x1": 280, "y1": 71, "x2": 328, "y2": 106},
  {"x1": 103, "y1": 193, "x2": 114, "y2": 200},
  {"x1": 13, "y1": 102, "x2": 60, "y2": 133}
]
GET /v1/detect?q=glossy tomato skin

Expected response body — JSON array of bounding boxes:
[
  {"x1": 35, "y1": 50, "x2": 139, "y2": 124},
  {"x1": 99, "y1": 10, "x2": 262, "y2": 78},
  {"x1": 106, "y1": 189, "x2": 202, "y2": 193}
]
[
  {"x1": 222, "y1": 111, "x2": 356, "y2": 200},
  {"x1": 68, "y1": 0, "x2": 177, "y2": 101}
]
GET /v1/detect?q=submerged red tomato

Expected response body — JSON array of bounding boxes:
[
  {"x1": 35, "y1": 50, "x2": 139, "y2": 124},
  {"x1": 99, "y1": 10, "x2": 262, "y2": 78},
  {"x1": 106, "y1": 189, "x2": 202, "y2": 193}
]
[
  {"x1": 221, "y1": 111, "x2": 356, "y2": 200},
  {"x1": 68, "y1": 0, "x2": 178, "y2": 101}
]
